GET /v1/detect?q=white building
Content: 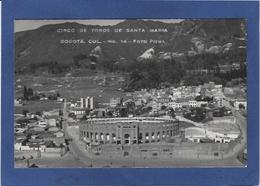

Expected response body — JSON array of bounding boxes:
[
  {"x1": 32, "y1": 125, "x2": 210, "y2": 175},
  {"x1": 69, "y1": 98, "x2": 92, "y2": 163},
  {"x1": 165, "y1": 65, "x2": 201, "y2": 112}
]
[
  {"x1": 188, "y1": 101, "x2": 198, "y2": 107},
  {"x1": 185, "y1": 127, "x2": 239, "y2": 143},
  {"x1": 214, "y1": 92, "x2": 230, "y2": 108},
  {"x1": 70, "y1": 107, "x2": 86, "y2": 115},
  {"x1": 14, "y1": 99, "x2": 22, "y2": 106},
  {"x1": 47, "y1": 118, "x2": 56, "y2": 127},
  {"x1": 110, "y1": 98, "x2": 121, "y2": 108},
  {"x1": 185, "y1": 127, "x2": 207, "y2": 143},
  {"x1": 80, "y1": 97, "x2": 94, "y2": 110},
  {"x1": 234, "y1": 100, "x2": 247, "y2": 110},
  {"x1": 168, "y1": 102, "x2": 182, "y2": 109},
  {"x1": 38, "y1": 120, "x2": 47, "y2": 128}
]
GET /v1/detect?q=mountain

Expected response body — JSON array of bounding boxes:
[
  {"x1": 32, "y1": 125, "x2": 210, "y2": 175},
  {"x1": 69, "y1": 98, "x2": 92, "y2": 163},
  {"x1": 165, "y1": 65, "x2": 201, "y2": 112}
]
[
  {"x1": 137, "y1": 48, "x2": 155, "y2": 61},
  {"x1": 15, "y1": 19, "x2": 246, "y2": 73}
]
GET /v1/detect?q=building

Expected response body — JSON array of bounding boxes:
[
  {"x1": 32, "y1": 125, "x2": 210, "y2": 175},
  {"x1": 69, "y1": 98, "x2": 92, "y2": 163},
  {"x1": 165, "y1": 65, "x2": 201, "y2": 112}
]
[
  {"x1": 234, "y1": 99, "x2": 247, "y2": 110},
  {"x1": 79, "y1": 117, "x2": 179, "y2": 145},
  {"x1": 47, "y1": 118, "x2": 56, "y2": 127},
  {"x1": 185, "y1": 117, "x2": 240, "y2": 143},
  {"x1": 43, "y1": 110, "x2": 60, "y2": 117},
  {"x1": 185, "y1": 126, "x2": 239, "y2": 143},
  {"x1": 157, "y1": 96, "x2": 171, "y2": 104},
  {"x1": 70, "y1": 107, "x2": 86, "y2": 115},
  {"x1": 168, "y1": 97, "x2": 197, "y2": 109},
  {"x1": 14, "y1": 99, "x2": 22, "y2": 106},
  {"x1": 168, "y1": 102, "x2": 182, "y2": 110},
  {"x1": 184, "y1": 127, "x2": 207, "y2": 143},
  {"x1": 38, "y1": 120, "x2": 47, "y2": 128},
  {"x1": 80, "y1": 97, "x2": 94, "y2": 110},
  {"x1": 110, "y1": 98, "x2": 121, "y2": 108}
]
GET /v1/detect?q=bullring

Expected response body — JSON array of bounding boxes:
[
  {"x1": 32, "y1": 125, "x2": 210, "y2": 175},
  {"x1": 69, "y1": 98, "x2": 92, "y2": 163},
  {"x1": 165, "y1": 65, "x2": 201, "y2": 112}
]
[{"x1": 79, "y1": 117, "x2": 180, "y2": 145}]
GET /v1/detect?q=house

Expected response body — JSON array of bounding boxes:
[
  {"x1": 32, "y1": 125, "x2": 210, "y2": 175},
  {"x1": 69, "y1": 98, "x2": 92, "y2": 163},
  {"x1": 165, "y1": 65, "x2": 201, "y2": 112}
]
[
  {"x1": 92, "y1": 108, "x2": 106, "y2": 118},
  {"x1": 168, "y1": 102, "x2": 182, "y2": 110},
  {"x1": 14, "y1": 99, "x2": 22, "y2": 106},
  {"x1": 54, "y1": 131, "x2": 64, "y2": 138},
  {"x1": 70, "y1": 107, "x2": 86, "y2": 115},
  {"x1": 57, "y1": 97, "x2": 64, "y2": 102},
  {"x1": 134, "y1": 100, "x2": 142, "y2": 106},
  {"x1": 188, "y1": 100, "x2": 198, "y2": 108},
  {"x1": 15, "y1": 128, "x2": 26, "y2": 134},
  {"x1": 38, "y1": 120, "x2": 47, "y2": 128},
  {"x1": 15, "y1": 143, "x2": 32, "y2": 151},
  {"x1": 48, "y1": 126, "x2": 59, "y2": 132},
  {"x1": 151, "y1": 101, "x2": 161, "y2": 112},
  {"x1": 47, "y1": 118, "x2": 56, "y2": 126},
  {"x1": 30, "y1": 126, "x2": 45, "y2": 132},
  {"x1": 110, "y1": 98, "x2": 121, "y2": 108},
  {"x1": 40, "y1": 97, "x2": 48, "y2": 101},
  {"x1": 43, "y1": 110, "x2": 60, "y2": 117},
  {"x1": 234, "y1": 99, "x2": 247, "y2": 110},
  {"x1": 157, "y1": 96, "x2": 171, "y2": 104}
]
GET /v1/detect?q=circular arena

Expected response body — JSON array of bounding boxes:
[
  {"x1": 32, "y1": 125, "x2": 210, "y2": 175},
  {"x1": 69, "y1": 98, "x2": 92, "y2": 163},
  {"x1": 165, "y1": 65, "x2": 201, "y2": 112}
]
[{"x1": 79, "y1": 117, "x2": 180, "y2": 145}]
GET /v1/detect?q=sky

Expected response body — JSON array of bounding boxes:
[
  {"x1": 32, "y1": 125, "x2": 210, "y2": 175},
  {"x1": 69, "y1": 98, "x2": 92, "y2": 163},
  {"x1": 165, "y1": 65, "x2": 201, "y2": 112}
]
[{"x1": 14, "y1": 19, "x2": 183, "y2": 32}]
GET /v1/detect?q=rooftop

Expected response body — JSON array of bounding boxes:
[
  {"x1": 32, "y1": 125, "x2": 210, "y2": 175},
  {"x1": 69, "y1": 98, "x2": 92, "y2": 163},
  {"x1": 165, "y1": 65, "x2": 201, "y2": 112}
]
[{"x1": 81, "y1": 117, "x2": 177, "y2": 125}]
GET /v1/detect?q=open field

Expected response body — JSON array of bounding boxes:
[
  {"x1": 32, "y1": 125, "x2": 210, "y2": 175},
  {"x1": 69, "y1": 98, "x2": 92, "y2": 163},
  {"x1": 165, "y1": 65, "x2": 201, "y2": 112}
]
[
  {"x1": 15, "y1": 100, "x2": 62, "y2": 114},
  {"x1": 15, "y1": 151, "x2": 85, "y2": 168},
  {"x1": 15, "y1": 73, "x2": 127, "y2": 104}
]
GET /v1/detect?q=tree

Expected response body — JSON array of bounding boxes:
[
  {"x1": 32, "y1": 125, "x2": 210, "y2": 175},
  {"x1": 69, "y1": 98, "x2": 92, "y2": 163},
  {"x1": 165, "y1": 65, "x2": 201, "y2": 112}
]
[
  {"x1": 90, "y1": 63, "x2": 96, "y2": 71},
  {"x1": 106, "y1": 110, "x2": 113, "y2": 117},
  {"x1": 23, "y1": 86, "x2": 28, "y2": 100},
  {"x1": 239, "y1": 103, "x2": 245, "y2": 110},
  {"x1": 56, "y1": 92, "x2": 61, "y2": 97},
  {"x1": 35, "y1": 111, "x2": 42, "y2": 116},
  {"x1": 119, "y1": 108, "x2": 128, "y2": 117},
  {"x1": 161, "y1": 105, "x2": 167, "y2": 110},
  {"x1": 27, "y1": 88, "x2": 34, "y2": 99},
  {"x1": 168, "y1": 108, "x2": 176, "y2": 118},
  {"x1": 85, "y1": 108, "x2": 91, "y2": 116}
]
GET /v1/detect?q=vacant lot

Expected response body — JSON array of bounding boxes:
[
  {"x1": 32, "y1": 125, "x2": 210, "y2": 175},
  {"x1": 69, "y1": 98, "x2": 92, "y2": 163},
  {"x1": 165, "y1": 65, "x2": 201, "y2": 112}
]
[
  {"x1": 15, "y1": 73, "x2": 128, "y2": 105},
  {"x1": 15, "y1": 100, "x2": 62, "y2": 114}
]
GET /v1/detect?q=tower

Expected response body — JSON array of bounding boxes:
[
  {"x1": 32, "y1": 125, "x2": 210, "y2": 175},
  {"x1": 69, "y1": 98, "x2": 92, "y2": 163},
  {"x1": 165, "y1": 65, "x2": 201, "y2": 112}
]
[{"x1": 89, "y1": 97, "x2": 94, "y2": 110}]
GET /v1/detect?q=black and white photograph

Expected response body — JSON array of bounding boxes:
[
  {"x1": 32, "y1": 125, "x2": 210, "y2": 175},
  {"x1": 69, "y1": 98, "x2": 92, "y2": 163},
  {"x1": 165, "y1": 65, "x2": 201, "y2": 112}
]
[{"x1": 14, "y1": 19, "x2": 247, "y2": 168}]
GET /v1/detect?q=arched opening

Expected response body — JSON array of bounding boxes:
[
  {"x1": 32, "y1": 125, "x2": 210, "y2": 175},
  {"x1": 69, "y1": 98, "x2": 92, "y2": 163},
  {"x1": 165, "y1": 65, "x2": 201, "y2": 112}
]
[
  {"x1": 95, "y1": 133, "x2": 98, "y2": 141},
  {"x1": 100, "y1": 133, "x2": 104, "y2": 144},
  {"x1": 151, "y1": 132, "x2": 155, "y2": 142},
  {"x1": 162, "y1": 131, "x2": 165, "y2": 139},
  {"x1": 112, "y1": 133, "x2": 116, "y2": 144},
  {"x1": 106, "y1": 133, "x2": 110, "y2": 142},
  {"x1": 138, "y1": 133, "x2": 143, "y2": 143},
  {"x1": 124, "y1": 133, "x2": 130, "y2": 144},
  {"x1": 145, "y1": 133, "x2": 149, "y2": 143}
]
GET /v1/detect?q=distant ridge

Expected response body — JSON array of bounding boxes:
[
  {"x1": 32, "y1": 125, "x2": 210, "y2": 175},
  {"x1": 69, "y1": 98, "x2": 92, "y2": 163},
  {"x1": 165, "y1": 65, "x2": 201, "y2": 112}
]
[{"x1": 15, "y1": 19, "x2": 246, "y2": 73}]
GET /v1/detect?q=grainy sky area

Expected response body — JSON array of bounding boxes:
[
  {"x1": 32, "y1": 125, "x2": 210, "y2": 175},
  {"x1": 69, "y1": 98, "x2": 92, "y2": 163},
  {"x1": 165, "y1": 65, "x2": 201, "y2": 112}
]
[{"x1": 14, "y1": 19, "x2": 183, "y2": 32}]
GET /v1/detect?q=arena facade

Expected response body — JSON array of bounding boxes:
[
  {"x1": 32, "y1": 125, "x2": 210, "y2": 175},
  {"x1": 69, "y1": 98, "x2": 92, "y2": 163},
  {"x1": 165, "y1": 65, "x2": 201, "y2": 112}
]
[{"x1": 79, "y1": 117, "x2": 180, "y2": 145}]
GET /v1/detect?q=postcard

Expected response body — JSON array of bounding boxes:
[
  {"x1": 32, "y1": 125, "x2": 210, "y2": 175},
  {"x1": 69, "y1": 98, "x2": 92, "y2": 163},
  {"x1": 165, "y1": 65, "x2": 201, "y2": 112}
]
[
  {"x1": 2, "y1": 1, "x2": 259, "y2": 186},
  {"x1": 14, "y1": 19, "x2": 247, "y2": 168}
]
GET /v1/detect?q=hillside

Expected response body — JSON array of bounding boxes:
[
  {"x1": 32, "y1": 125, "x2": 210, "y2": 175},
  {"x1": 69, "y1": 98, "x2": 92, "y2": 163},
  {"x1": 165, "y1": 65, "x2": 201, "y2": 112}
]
[{"x1": 15, "y1": 19, "x2": 246, "y2": 74}]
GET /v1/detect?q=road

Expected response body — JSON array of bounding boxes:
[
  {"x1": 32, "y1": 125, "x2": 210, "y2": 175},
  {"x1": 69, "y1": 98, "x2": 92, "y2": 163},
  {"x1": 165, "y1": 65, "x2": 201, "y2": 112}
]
[
  {"x1": 62, "y1": 99, "x2": 95, "y2": 167},
  {"x1": 229, "y1": 109, "x2": 247, "y2": 157}
]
